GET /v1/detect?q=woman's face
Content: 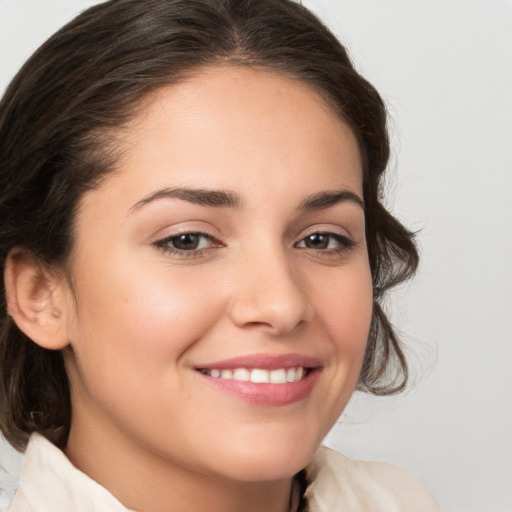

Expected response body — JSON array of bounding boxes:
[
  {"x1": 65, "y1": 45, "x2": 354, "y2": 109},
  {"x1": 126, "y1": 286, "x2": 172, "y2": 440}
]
[{"x1": 62, "y1": 66, "x2": 372, "y2": 482}]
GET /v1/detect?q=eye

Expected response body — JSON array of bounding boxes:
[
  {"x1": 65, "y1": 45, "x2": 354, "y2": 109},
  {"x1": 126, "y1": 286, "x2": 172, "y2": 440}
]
[
  {"x1": 295, "y1": 232, "x2": 354, "y2": 252},
  {"x1": 154, "y1": 232, "x2": 218, "y2": 255}
]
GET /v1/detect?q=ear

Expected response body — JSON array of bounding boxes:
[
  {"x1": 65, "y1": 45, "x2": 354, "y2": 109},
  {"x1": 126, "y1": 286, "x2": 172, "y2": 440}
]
[{"x1": 4, "y1": 248, "x2": 71, "y2": 350}]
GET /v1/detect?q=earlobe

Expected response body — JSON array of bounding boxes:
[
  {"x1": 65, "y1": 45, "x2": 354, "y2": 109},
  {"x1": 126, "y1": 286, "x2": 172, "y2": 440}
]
[{"x1": 4, "y1": 248, "x2": 71, "y2": 350}]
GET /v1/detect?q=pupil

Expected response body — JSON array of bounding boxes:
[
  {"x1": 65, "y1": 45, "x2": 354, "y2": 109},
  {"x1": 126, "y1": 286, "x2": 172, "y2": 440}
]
[
  {"x1": 173, "y1": 234, "x2": 199, "y2": 250},
  {"x1": 306, "y1": 234, "x2": 328, "y2": 249}
]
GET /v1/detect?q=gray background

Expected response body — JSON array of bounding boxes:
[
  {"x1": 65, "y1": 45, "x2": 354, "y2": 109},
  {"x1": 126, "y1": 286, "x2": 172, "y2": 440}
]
[{"x1": 1, "y1": 1, "x2": 511, "y2": 511}]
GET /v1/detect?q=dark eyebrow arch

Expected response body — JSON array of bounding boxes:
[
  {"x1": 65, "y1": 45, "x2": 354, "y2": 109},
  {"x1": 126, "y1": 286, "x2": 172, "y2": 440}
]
[
  {"x1": 130, "y1": 187, "x2": 244, "y2": 212},
  {"x1": 298, "y1": 190, "x2": 365, "y2": 211}
]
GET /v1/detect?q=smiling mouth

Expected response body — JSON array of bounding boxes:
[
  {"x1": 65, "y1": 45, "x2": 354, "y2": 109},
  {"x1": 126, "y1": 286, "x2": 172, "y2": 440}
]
[
  {"x1": 197, "y1": 366, "x2": 310, "y2": 384},
  {"x1": 195, "y1": 355, "x2": 321, "y2": 405}
]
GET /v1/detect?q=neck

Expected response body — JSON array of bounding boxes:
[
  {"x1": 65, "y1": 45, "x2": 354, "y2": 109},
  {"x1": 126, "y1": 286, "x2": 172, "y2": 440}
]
[{"x1": 65, "y1": 415, "x2": 294, "y2": 512}]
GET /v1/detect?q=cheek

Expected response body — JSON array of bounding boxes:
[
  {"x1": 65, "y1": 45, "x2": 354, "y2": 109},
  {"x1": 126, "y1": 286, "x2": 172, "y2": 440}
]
[
  {"x1": 311, "y1": 260, "x2": 373, "y2": 416},
  {"x1": 66, "y1": 255, "x2": 226, "y2": 387},
  {"x1": 316, "y1": 263, "x2": 373, "y2": 350}
]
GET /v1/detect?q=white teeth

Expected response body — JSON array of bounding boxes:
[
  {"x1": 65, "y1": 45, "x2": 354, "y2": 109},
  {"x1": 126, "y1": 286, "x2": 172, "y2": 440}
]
[
  {"x1": 250, "y1": 368, "x2": 270, "y2": 383},
  {"x1": 221, "y1": 369, "x2": 233, "y2": 379},
  {"x1": 204, "y1": 367, "x2": 307, "y2": 383},
  {"x1": 270, "y1": 368, "x2": 287, "y2": 384},
  {"x1": 233, "y1": 368, "x2": 250, "y2": 381}
]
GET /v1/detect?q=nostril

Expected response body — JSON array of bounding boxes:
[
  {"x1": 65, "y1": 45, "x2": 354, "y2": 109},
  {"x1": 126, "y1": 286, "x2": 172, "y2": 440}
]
[{"x1": 227, "y1": 257, "x2": 313, "y2": 333}]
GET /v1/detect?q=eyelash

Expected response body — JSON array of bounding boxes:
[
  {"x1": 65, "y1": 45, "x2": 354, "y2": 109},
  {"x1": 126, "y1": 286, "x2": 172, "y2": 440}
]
[
  {"x1": 295, "y1": 232, "x2": 355, "y2": 255},
  {"x1": 154, "y1": 232, "x2": 219, "y2": 258},
  {"x1": 153, "y1": 230, "x2": 355, "y2": 259}
]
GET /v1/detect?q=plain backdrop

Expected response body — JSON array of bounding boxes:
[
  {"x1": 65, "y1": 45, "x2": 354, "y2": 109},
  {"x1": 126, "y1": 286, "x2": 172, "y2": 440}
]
[{"x1": 0, "y1": 1, "x2": 511, "y2": 511}]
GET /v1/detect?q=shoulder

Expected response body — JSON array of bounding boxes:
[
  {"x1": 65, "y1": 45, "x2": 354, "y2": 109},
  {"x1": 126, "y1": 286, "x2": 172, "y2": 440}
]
[
  {"x1": 304, "y1": 446, "x2": 439, "y2": 512},
  {"x1": 7, "y1": 434, "x2": 130, "y2": 512}
]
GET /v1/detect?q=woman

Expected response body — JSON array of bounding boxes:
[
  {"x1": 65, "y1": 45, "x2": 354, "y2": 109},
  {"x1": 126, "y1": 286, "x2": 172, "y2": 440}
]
[{"x1": 0, "y1": 0, "x2": 438, "y2": 510}]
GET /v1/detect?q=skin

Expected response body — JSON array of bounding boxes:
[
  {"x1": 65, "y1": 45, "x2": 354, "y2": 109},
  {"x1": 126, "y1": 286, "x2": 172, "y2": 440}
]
[{"x1": 9, "y1": 66, "x2": 373, "y2": 512}]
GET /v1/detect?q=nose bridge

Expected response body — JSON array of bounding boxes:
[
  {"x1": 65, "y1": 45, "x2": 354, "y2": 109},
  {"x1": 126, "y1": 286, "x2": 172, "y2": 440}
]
[{"x1": 228, "y1": 239, "x2": 312, "y2": 334}]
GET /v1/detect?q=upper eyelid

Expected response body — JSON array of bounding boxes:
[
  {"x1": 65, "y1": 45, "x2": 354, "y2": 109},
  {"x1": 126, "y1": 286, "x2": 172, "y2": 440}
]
[
  {"x1": 295, "y1": 232, "x2": 354, "y2": 246},
  {"x1": 159, "y1": 231, "x2": 213, "y2": 239},
  {"x1": 155, "y1": 231, "x2": 219, "y2": 245},
  {"x1": 148, "y1": 211, "x2": 360, "y2": 240},
  {"x1": 295, "y1": 225, "x2": 354, "y2": 241},
  {"x1": 151, "y1": 222, "x2": 221, "y2": 241},
  {"x1": 152, "y1": 226, "x2": 354, "y2": 244}
]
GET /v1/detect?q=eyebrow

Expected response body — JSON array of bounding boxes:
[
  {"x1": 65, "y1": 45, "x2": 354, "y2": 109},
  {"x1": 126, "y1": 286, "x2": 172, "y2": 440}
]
[
  {"x1": 298, "y1": 190, "x2": 364, "y2": 211},
  {"x1": 130, "y1": 187, "x2": 363, "y2": 212},
  {"x1": 130, "y1": 187, "x2": 244, "y2": 211}
]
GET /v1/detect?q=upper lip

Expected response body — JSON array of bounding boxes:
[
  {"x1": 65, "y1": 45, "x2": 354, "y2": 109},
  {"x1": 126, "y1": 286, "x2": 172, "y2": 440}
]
[{"x1": 195, "y1": 353, "x2": 322, "y2": 371}]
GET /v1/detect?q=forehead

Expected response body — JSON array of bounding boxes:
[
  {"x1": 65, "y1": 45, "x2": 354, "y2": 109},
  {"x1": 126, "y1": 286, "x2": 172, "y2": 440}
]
[{"x1": 91, "y1": 65, "x2": 363, "y2": 208}]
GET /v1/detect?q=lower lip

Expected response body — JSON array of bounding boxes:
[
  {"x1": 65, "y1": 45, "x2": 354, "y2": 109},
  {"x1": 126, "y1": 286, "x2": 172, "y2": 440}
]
[{"x1": 197, "y1": 369, "x2": 320, "y2": 406}]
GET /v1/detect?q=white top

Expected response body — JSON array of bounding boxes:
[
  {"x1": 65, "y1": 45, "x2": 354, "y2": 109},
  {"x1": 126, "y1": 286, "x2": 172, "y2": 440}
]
[{"x1": 7, "y1": 433, "x2": 439, "y2": 511}]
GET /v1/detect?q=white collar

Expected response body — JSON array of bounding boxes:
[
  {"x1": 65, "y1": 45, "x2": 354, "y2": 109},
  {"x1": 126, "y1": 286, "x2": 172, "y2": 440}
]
[
  {"x1": 8, "y1": 433, "x2": 438, "y2": 512},
  {"x1": 10, "y1": 433, "x2": 132, "y2": 511}
]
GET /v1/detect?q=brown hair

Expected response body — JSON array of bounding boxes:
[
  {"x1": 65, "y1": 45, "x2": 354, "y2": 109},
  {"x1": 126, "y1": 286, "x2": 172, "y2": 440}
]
[{"x1": 0, "y1": 0, "x2": 418, "y2": 450}]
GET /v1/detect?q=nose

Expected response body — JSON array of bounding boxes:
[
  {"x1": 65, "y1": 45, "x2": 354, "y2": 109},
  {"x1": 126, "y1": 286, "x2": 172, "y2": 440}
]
[{"x1": 227, "y1": 248, "x2": 314, "y2": 336}]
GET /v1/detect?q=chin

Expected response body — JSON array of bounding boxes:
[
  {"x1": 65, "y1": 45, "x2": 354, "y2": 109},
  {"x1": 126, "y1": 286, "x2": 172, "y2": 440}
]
[{"x1": 206, "y1": 436, "x2": 320, "y2": 482}]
